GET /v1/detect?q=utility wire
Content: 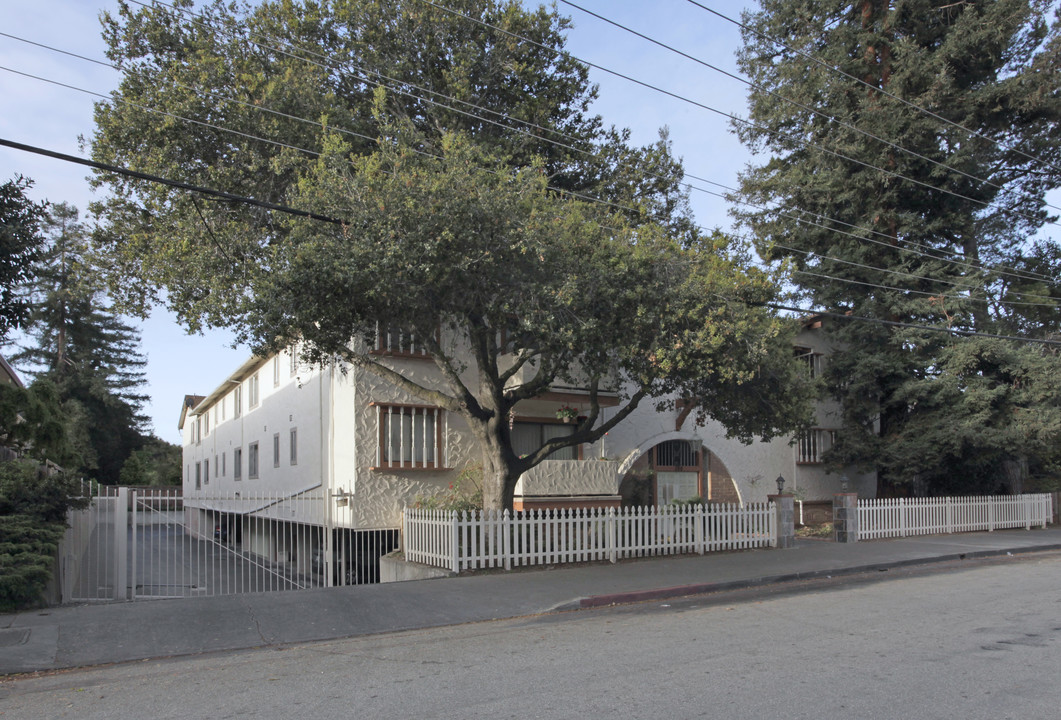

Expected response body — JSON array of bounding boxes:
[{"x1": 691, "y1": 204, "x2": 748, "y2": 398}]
[
  {"x1": 5, "y1": 40, "x2": 1057, "y2": 306},
  {"x1": 106, "y1": 2, "x2": 1061, "y2": 286},
  {"x1": 5, "y1": 12, "x2": 1055, "y2": 306},
  {"x1": 414, "y1": 0, "x2": 1060, "y2": 231},
  {"x1": 685, "y1": 0, "x2": 1061, "y2": 177},
  {"x1": 758, "y1": 301, "x2": 1061, "y2": 347},
  {"x1": 559, "y1": 0, "x2": 1060, "y2": 217},
  {"x1": 7, "y1": 134, "x2": 1058, "y2": 346},
  {"x1": 0, "y1": 136, "x2": 345, "y2": 225}
]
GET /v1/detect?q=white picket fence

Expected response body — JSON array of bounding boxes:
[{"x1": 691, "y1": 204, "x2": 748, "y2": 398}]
[
  {"x1": 858, "y1": 494, "x2": 1053, "y2": 540},
  {"x1": 403, "y1": 502, "x2": 777, "y2": 573}
]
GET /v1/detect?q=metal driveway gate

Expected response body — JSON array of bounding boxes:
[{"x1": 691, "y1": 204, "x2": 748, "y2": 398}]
[{"x1": 59, "y1": 487, "x2": 397, "y2": 603}]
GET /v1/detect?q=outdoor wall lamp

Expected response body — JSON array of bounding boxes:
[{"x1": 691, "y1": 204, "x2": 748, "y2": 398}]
[{"x1": 775, "y1": 475, "x2": 786, "y2": 494}]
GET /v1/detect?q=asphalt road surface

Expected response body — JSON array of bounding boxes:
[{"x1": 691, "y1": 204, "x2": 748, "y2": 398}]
[{"x1": 3, "y1": 553, "x2": 1059, "y2": 719}]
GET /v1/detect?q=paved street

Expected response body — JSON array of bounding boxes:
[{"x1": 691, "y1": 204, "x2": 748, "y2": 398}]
[{"x1": 2, "y1": 552, "x2": 1059, "y2": 719}]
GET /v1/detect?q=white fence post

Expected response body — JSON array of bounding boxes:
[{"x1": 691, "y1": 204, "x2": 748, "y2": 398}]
[
  {"x1": 450, "y1": 510, "x2": 459, "y2": 573},
  {"x1": 607, "y1": 507, "x2": 617, "y2": 564}
]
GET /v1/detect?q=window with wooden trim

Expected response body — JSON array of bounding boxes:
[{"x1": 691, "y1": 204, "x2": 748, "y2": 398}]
[
  {"x1": 511, "y1": 421, "x2": 579, "y2": 460},
  {"x1": 373, "y1": 325, "x2": 437, "y2": 357},
  {"x1": 798, "y1": 429, "x2": 836, "y2": 464},
  {"x1": 376, "y1": 405, "x2": 444, "y2": 469}
]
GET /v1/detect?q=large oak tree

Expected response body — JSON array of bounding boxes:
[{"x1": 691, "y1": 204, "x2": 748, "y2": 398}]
[{"x1": 91, "y1": 0, "x2": 814, "y2": 509}]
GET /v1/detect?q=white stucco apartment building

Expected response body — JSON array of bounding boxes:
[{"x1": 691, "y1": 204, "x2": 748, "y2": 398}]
[{"x1": 179, "y1": 317, "x2": 874, "y2": 578}]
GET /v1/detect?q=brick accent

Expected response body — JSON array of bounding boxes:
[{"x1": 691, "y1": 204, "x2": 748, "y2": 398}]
[{"x1": 706, "y1": 450, "x2": 739, "y2": 504}]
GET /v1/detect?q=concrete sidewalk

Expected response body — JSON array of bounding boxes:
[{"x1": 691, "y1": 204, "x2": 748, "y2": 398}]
[{"x1": 3, "y1": 527, "x2": 1060, "y2": 676}]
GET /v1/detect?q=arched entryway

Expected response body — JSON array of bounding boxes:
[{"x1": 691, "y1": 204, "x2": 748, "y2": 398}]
[{"x1": 618, "y1": 438, "x2": 740, "y2": 506}]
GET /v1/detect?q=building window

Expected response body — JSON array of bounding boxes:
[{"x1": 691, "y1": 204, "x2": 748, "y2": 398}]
[
  {"x1": 290, "y1": 343, "x2": 298, "y2": 376},
  {"x1": 221, "y1": 397, "x2": 226, "y2": 421},
  {"x1": 653, "y1": 440, "x2": 700, "y2": 470},
  {"x1": 290, "y1": 428, "x2": 298, "y2": 465},
  {"x1": 273, "y1": 356, "x2": 280, "y2": 387},
  {"x1": 511, "y1": 421, "x2": 579, "y2": 460},
  {"x1": 195, "y1": 462, "x2": 201, "y2": 490},
  {"x1": 794, "y1": 347, "x2": 824, "y2": 378},
  {"x1": 273, "y1": 433, "x2": 280, "y2": 468},
  {"x1": 374, "y1": 324, "x2": 436, "y2": 357},
  {"x1": 214, "y1": 455, "x2": 219, "y2": 478},
  {"x1": 194, "y1": 417, "x2": 201, "y2": 446},
  {"x1": 248, "y1": 441, "x2": 259, "y2": 478},
  {"x1": 222, "y1": 451, "x2": 226, "y2": 477},
  {"x1": 234, "y1": 448, "x2": 242, "y2": 480},
  {"x1": 798, "y1": 429, "x2": 837, "y2": 464},
  {"x1": 376, "y1": 405, "x2": 443, "y2": 469},
  {"x1": 233, "y1": 386, "x2": 242, "y2": 418},
  {"x1": 249, "y1": 373, "x2": 260, "y2": 408},
  {"x1": 204, "y1": 411, "x2": 210, "y2": 437},
  {"x1": 203, "y1": 460, "x2": 209, "y2": 485}
]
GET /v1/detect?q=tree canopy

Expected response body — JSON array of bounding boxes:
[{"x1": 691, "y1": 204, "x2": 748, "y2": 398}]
[
  {"x1": 0, "y1": 176, "x2": 47, "y2": 338},
  {"x1": 735, "y1": 0, "x2": 1061, "y2": 493},
  {"x1": 91, "y1": 0, "x2": 815, "y2": 509}
]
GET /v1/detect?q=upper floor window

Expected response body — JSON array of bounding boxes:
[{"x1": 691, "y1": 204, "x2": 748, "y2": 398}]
[
  {"x1": 194, "y1": 417, "x2": 202, "y2": 446},
  {"x1": 273, "y1": 433, "x2": 281, "y2": 468},
  {"x1": 195, "y1": 462, "x2": 201, "y2": 489},
  {"x1": 374, "y1": 325, "x2": 437, "y2": 357},
  {"x1": 234, "y1": 447, "x2": 242, "y2": 480},
  {"x1": 233, "y1": 386, "x2": 242, "y2": 418},
  {"x1": 511, "y1": 421, "x2": 579, "y2": 461},
  {"x1": 249, "y1": 373, "x2": 260, "y2": 408},
  {"x1": 203, "y1": 411, "x2": 210, "y2": 437},
  {"x1": 273, "y1": 357, "x2": 281, "y2": 387},
  {"x1": 794, "y1": 346, "x2": 824, "y2": 378},
  {"x1": 376, "y1": 405, "x2": 444, "y2": 469},
  {"x1": 798, "y1": 429, "x2": 836, "y2": 464},
  {"x1": 290, "y1": 428, "x2": 298, "y2": 465},
  {"x1": 248, "y1": 441, "x2": 260, "y2": 478}
]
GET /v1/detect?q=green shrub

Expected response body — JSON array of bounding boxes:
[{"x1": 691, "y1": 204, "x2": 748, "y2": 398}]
[{"x1": 412, "y1": 464, "x2": 483, "y2": 512}]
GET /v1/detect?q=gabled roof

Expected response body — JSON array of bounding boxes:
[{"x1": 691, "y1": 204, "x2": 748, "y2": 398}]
[
  {"x1": 0, "y1": 354, "x2": 25, "y2": 389},
  {"x1": 178, "y1": 394, "x2": 206, "y2": 430},
  {"x1": 176, "y1": 353, "x2": 271, "y2": 429}
]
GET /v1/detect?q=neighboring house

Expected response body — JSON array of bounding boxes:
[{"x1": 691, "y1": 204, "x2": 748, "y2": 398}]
[
  {"x1": 0, "y1": 353, "x2": 26, "y2": 461},
  {"x1": 179, "y1": 317, "x2": 874, "y2": 574}
]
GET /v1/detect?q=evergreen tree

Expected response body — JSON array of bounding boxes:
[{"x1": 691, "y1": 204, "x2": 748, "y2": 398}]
[
  {"x1": 735, "y1": 0, "x2": 1061, "y2": 493},
  {"x1": 14, "y1": 203, "x2": 149, "y2": 483},
  {"x1": 0, "y1": 176, "x2": 47, "y2": 338}
]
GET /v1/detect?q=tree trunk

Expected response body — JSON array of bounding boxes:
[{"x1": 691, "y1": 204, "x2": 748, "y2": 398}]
[{"x1": 475, "y1": 419, "x2": 521, "y2": 513}]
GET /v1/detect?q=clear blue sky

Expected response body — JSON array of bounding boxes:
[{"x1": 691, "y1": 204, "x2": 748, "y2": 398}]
[{"x1": 0, "y1": 1, "x2": 754, "y2": 442}]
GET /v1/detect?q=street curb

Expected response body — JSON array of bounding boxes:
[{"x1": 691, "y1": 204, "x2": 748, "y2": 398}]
[{"x1": 579, "y1": 543, "x2": 1061, "y2": 608}]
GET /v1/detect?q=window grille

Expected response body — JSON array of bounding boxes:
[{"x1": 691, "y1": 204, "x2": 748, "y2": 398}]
[
  {"x1": 798, "y1": 429, "x2": 836, "y2": 464},
  {"x1": 377, "y1": 406, "x2": 443, "y2": 469}
]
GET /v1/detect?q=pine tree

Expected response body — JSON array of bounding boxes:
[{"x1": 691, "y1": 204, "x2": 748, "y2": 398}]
[
  {"x1": 735, "y1": 0, "x2": 1061, "y2": 493},
  {"x1": 14, "y1": 203, "x2": 149, "y2": 482}
]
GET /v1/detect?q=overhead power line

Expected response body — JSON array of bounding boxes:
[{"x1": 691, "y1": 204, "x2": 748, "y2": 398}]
[
  {"x1": 103, "y1": 1, "x2": 1061, "y2": 287},
  {"x1": 685, "y1": 0, "x2": 1061, "y2": 177},
  {"x1": 414, "y1": 0, "x2": 1060, "y2": 231},
  {"x1": 0, "y1": 136, "x2": 345, "y2": 225},
  {"x1": 7, "y1": 134, "x2": 1057, "y2": 346},
  {"x1": 4, "y1": 7, "x2": 1056, "y2": 311}
]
